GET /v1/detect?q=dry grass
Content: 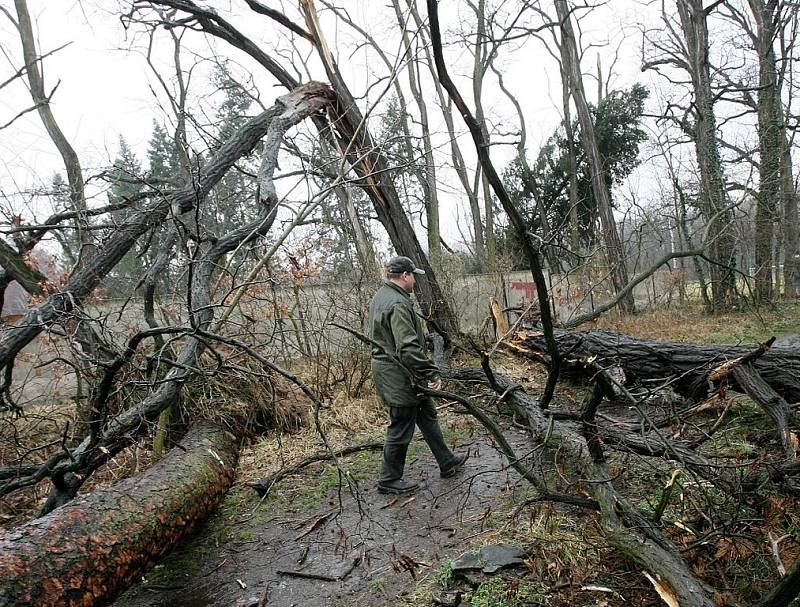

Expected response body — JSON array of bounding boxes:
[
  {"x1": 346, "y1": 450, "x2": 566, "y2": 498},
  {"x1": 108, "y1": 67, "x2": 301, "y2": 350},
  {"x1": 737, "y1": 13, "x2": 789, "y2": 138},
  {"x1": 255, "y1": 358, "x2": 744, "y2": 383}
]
[
  {"x1": 590, "y1": 300, "x2": 800, "y2": 343},
  {"x1": 236, "y1": 390, "x2": 386, "y2": 485}
]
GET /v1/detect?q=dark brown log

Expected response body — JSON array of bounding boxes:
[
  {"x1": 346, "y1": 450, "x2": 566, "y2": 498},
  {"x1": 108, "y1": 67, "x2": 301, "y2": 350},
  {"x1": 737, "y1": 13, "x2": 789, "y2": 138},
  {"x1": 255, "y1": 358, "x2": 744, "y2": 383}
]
[
  {"x1": 731, "y1": 363, "x2": 796, "y2": 460},
  {"x1": 0, "y1": 424, "x2": 238, "y2": 607},
  {"x1": 521, "y1": 329, "x2": 800, "y2": 403}
]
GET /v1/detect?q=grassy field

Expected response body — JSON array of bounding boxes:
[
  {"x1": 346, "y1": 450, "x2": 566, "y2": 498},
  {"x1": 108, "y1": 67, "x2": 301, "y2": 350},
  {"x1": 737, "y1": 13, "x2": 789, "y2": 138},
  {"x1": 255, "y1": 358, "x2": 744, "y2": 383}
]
[{"x1": 593, "y1": 299, "x2": 800, "y2": 343}]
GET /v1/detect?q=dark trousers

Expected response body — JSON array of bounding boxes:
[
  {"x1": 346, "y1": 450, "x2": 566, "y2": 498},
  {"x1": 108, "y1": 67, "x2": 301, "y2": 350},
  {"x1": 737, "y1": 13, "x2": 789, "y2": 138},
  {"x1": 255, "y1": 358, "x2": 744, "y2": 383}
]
[{"x1": 379, "y1": 398, "x2": 455, "y2": 483}]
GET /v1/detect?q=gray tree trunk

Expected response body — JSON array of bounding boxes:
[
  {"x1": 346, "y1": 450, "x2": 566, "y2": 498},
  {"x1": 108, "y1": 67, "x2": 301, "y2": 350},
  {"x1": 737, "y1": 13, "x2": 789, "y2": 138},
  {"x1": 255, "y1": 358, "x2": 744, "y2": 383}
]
[
  {"x1": 781, "y1": 128, "x2": 800, "y2": 296},
  {"x1": 750, "y1": 0, "x2": 781, "y2": 302},
  {"x1": 391, "y1": 0, "x2": 441, "y2": 267},
  {"x1": 561, "y1": 67, "x2": 582, "y2": 262},
  {"x1": 472, "y1": 0, "x2": 496, "y2": 270},
  {"x1": 554, "y1": 0, "x2": 634, "y2": 313},
  {"x1": 676, "y1": 0, "x2": 737, "y2": 311},
  {"x1": 14, "y1": 0, "x2": 95, "y2": 266}
]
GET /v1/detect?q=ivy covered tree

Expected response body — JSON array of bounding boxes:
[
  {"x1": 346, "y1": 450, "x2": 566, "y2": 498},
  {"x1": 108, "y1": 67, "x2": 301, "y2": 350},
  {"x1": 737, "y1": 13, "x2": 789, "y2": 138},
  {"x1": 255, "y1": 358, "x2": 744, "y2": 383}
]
[{"x1": 501, "y1": 84, "x2": 649, "y2": 267}]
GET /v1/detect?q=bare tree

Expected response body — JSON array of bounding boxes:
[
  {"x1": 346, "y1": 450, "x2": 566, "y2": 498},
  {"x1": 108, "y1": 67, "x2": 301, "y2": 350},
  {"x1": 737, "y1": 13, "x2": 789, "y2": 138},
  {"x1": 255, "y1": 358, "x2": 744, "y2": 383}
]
[
  {"x1": 11, "y1": 0, "x2": 95, "y2": 267},
  {"x1": 675, "y1": 0, "x2": 737, "y2": 310},
  {"x1": 554, "y1": 0, "x2": 635, "y2": 312},
  {"x1": 134, "y1": 0, "x2": 458, "y2": 337},
  {"x1": 403, "y1": 0, "x2": 487, "y2": 269}
]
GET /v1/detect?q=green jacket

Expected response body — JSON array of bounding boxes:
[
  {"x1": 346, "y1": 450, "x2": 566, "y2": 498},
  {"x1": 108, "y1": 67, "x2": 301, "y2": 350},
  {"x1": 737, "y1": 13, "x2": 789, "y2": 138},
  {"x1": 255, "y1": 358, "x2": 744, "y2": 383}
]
[{"x1": 368, "y1": 280, "x2": 440, "y2": 407}]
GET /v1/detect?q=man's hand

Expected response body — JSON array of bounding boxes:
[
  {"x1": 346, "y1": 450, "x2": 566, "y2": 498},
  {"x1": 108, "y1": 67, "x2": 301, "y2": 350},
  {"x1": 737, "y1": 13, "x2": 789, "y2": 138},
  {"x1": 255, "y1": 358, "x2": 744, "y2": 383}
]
[{"x1": 428, "y1": 378, "x2": 442, "y2": 390}]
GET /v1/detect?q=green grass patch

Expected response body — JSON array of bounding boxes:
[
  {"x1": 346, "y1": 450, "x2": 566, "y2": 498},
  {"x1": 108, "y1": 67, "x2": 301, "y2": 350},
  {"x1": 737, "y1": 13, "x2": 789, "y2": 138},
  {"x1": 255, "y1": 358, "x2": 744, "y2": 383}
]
[{"x1": 464, "y1": 576, "x2": 550, "y2": 607}]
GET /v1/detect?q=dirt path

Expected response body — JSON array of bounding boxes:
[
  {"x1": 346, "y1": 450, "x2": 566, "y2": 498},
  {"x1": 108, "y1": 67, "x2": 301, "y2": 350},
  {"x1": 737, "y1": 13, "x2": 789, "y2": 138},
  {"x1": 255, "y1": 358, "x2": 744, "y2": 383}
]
[{"x1": 114, "y1": 424, "x2": 530, "y2": 607}]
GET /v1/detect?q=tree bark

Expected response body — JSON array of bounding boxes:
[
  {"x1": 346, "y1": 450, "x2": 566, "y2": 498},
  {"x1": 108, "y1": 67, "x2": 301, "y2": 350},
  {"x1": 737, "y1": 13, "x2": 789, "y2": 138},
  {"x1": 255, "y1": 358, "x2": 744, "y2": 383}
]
[
  {"x1": 751, "y1": 0, "x2": 781, "y2": 302},
  {"x1": 561, "y1": 63, "x2": 582, "y2": 262},
  {"x1": 14, "y1": 0, "x2": 95, "y2": 266},
  {"x1": 472, "y1": 0, "x2": 496, "y2": 269},
  {"x1": 0, "y1": 84, "x2": 331, "y2": 373},
  {"x1": 0, "y1": 424, "x2": 238, "y2": 607},
  {"x1": 676, "y1": 0, "x2": 737, "y2": 311},
  {"x1": 554, "y1": 0, "x2": 634, "y2": 313},
  {"x1": 1, "y1": 84, "x2": 330, "y2": 508},
  {"x1": 521, "y1": 329, "x2": 800, "y2": 402},
  {"x1": 781, "y1": 126, "x2": 800, "y2": 297},
  {"x1": 731, "y1": 362, "x2": 796, "y2": 459},
  {"x1": 0, "y1": 239, "x2": 47, "y2": 295}
]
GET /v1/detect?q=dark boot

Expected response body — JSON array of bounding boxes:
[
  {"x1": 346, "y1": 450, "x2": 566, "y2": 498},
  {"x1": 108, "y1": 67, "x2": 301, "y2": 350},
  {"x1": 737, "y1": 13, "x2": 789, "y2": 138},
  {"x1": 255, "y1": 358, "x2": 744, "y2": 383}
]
[
  {"x1": 377, "y1": 479, "x2": 419, "y2": 494},
  {"x1": 440, "y1": 453, "x2": 467, "y2": 478}
]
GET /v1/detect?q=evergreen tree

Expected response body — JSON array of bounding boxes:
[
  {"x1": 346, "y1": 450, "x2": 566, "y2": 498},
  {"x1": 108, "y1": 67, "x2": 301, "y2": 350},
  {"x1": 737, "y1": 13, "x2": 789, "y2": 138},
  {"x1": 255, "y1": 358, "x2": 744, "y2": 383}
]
[
  {"x1": 108, "y1": 135, "x2": 147, "y2": 289},
  {"x1": 147, "y1": 121, "x2": 182, "y2": 188},
  {"x1": 49, "y1": 172, "x2": 79, "y2": 266},
  {"x1": 110, "y1": 135, "x2": 144, "y2": 201},
  {"x1": 205, "y1": 63, "x2": 258, "y2": 239},
  {"x1": 501, "y1": 84, "x2": 649, "y2": 265}
]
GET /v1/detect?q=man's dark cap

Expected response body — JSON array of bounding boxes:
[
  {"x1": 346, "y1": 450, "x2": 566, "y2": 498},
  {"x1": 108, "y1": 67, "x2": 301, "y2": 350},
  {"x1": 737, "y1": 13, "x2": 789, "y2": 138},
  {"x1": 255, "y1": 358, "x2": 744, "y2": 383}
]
[{"x1": 385, "y1": 256, "x2": 425, "y2": 275}]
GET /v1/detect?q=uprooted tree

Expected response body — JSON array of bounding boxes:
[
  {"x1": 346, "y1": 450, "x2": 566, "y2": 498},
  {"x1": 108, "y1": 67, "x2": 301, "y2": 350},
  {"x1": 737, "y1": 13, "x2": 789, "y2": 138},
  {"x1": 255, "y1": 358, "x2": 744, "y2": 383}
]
[
  {"x1": 0, "y1": 425, "x2": 238, "y2": 607},
  {"x1": 2, "y1": 1, "x2": 800, "y2": 606}
]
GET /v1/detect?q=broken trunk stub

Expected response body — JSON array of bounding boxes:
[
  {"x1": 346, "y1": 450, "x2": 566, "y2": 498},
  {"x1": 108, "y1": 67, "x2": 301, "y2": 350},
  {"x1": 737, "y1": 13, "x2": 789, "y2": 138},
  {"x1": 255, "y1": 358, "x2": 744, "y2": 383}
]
[{"x1": 451, "y1": 543, "x2": 525, "y2": 574}]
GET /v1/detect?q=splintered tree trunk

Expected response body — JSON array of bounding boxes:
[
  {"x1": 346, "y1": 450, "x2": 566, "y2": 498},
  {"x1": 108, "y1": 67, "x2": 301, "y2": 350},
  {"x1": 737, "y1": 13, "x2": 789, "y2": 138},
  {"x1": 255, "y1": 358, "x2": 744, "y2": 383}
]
[
  {"x1": 299, "y1": 0, "x2": 457, "y2": 337},
  {"x1": 0, "y1": 424, "x2": 238, "y2": 607},
  {"x1": 520, "y1": 329, "x2": 800, "y2": 402}
]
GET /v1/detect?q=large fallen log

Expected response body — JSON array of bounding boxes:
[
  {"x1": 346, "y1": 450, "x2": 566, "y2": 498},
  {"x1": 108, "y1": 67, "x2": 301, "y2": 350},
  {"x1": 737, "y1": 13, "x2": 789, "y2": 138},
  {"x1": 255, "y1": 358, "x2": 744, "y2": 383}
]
[
  {"x1": 0, "y1": 424, "x2": 238, "y2": 607},
  {"x1": 519, "y1": 329, "x2": 800, "y2": 403}
]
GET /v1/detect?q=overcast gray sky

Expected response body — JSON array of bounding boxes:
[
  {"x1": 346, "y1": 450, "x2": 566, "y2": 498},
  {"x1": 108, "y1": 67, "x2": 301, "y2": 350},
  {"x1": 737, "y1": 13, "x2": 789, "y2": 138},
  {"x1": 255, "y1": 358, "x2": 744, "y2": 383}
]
[{"x1": 0, "y1": 0, "x2": 657, "y2": 249}]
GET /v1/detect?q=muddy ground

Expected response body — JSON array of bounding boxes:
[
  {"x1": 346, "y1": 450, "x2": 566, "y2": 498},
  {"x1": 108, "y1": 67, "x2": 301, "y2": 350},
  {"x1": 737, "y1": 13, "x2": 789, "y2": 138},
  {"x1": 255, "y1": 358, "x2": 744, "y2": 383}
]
[{"x1": 113, "y1": 424, "x2": 535, "y2": 607}]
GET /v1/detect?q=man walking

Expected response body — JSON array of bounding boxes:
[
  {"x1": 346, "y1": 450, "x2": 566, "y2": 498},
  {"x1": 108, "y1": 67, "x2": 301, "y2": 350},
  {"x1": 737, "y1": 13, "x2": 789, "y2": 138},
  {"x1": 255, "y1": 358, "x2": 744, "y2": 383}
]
[{"x1": 368, "y1": 256, "x2": 466, "y2": 494}]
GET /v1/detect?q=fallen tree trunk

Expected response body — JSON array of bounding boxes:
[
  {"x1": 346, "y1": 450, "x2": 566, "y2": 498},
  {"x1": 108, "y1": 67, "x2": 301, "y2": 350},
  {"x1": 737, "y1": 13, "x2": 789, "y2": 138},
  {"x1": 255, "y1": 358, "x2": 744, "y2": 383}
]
[
  {"x1": 447, "y1": 367, "x2": 719, "y2": 606},
  {"x1": 0, "y1": 424, "x2": 238, "y2": 607},
  {"x1": 519, "y1": 329, "x2": 800, "y2": 403}
]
